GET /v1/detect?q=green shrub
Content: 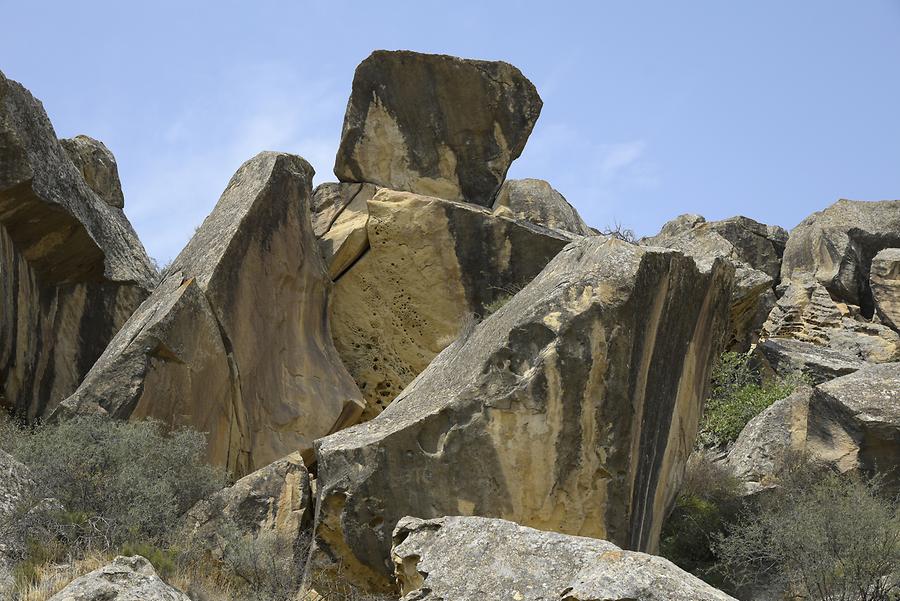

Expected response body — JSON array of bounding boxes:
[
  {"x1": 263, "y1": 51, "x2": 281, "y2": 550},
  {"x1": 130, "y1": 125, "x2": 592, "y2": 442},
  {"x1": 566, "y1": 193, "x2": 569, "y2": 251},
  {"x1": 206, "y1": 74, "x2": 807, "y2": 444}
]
[
  {"x1": 698, "y1": 352, "x2": 804, "y2": 448},
  {"x1": 715, "y1": 454, "x2": 900, "y2": 601},
  {"x1": 118, "y1": 541, "x2": 178, "y2": 579}
]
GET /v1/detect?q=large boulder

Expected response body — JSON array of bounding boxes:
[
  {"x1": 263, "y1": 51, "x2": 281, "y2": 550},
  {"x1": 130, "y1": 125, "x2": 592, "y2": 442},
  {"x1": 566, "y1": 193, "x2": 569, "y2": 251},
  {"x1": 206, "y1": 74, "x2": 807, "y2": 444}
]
[
  {"x1": 491, "y1": 178, "x2": 594, "y2": 236},
  {"x1": 311, "y1": 182, "x2": 377, "y2": 279},
  {"x1": 780, "y1": 199, "x2": 900, "y2": 313},
  {"x1": 310, "y1": 237, "x2": 733, "y2": 590},
  {"x1": 871, "y1": 248, "x2": 900, "y2": 331},
  {"x1": 391, "y1": 516, "x2": 737, "y2": 601},
  {"x1": 59, "y1": 135, "x2": 125, "y2": 209},
  {"x1": 48, "y1": 555, "x2": 190, "y2": 601},
  {"x1": 755, "y1": 338, "x2": 865, "y2": 385},
  {"x1": 329, "y1": 188, "x2": 574, "y2": 419},
  {"x1": 334, "y1": 50, "x2": 542, "y2": 206},
  {"x1": 0, "y1": 71, "x2": 155, "y2": 419},
  {"x1": 57, "y1": 153, "x2": 364, "y2": 475}
]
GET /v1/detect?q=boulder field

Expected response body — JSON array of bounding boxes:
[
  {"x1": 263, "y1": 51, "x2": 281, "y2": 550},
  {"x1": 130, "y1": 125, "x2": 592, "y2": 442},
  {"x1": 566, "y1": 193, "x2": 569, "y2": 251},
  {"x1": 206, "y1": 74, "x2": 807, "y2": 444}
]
[{"x1": 1, "y1": 49, "x2": 898, "y2": 600}]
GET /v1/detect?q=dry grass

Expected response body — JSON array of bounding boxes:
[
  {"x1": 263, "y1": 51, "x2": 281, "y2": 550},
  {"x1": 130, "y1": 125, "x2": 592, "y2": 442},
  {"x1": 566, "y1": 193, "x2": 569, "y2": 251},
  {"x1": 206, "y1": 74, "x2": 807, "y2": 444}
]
[{"x1": 12, "y1": 551, "x2": 111, "y2": 601}]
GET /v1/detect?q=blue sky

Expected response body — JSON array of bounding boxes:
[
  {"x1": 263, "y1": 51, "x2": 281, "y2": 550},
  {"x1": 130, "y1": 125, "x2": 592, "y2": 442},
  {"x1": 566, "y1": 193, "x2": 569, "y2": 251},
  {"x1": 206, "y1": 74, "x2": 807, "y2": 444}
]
[{"x1": 3, "y1": 1, "x2": 899, "y2": 262}]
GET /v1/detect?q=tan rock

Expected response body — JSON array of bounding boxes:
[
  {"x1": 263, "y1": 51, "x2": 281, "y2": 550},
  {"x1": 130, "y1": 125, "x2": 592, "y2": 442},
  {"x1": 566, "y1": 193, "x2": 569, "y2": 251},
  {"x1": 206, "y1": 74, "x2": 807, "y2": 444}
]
[
  {"x1": 57, "y1": 153, "x2": 364, "y2": 475},
  {"x1": 311, "y1": 237, "x2": 733, "y2": 591},
  {"x1": 59, "y1": 135, "x2": 125, "y2": 208},
  {"x1": 312, "y1": 183, "x2": 376, "y2": 279},
  {"x1": 330, "y1": 188, "x2": 574, "y2": 419},
  {"x1": 871, "y1": 248, "x2": 900, "y2": 331},
  {"x1": 492, "y1": 179, "x2": 594, "y2": 236}
]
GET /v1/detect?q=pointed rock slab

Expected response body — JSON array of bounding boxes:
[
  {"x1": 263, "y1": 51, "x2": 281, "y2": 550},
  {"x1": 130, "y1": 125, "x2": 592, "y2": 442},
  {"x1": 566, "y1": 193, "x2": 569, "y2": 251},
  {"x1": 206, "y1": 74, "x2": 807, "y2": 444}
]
[
  {"x1": 48, "y1": 555, "x2": 190, "y2": 601},
  {"x1": 311, "y1": 237, "x2": 733, "y2": 590},
  {"x1": 334, "y1": 50, "x2": 542, "y2": 206},
  {"x1": 311, "y1": 182, "x2": 376, "y2": 279},
  {"x1": 59, "y1": 153, "x2": 364, "y2": 475},
  {"x1": 60, "y1": 135, "x2": 125, "y2": 208},
  {"x1": 871, "y1": 248, "x2": 900, "y2": 331},
  {"x1": 0, "y1": 71, "x2": 154, "y2": 418},
  {"x1": 391, "y1": 516, "x2": 737, "y2": 601},
  {"x1": 330, "y1": 188, "x2": 574, "y2": 419},
  {"x1": 780, "y1": 199, "x2": 900, "y2": 312},
  {"x1": 491, "y1": 178, "x2": 594, "y2": 236}
]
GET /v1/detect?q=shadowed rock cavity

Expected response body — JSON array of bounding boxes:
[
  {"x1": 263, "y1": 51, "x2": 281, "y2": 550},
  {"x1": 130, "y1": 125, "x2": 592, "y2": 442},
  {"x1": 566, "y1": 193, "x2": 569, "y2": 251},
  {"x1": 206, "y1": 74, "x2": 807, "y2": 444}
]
[
  {"x1": 56, "y1": 152, "x2": 364, "y2": 476},
  {"x1": 308, "y1": 236, "x2": 733, "y2": 591}
]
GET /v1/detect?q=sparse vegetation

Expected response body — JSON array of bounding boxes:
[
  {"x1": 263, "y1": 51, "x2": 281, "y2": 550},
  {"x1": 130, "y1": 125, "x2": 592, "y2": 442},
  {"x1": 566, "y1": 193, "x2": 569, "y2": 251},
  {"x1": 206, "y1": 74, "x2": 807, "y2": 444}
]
[{"x1": 600, "y1": 220, "x2": 637, "y2": 243}]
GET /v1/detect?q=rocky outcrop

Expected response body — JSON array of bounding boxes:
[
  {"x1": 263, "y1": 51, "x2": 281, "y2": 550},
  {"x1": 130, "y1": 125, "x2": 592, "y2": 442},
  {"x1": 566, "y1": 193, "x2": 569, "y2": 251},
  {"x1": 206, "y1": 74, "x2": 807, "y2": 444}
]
[
  {"x1": 311, "y1": 182, "x2": 377, "y2": 279},
  {"x1": 180, "y1": 452, "x2": 312, "y2": 575},
  {"x1": 334, "y1": 50, "x2": 542, "y2": 206},
  {"x1": 641, "y1": 214, "x2": 781, "y2": 350},
  {"x1": 871, "y1": 248, "x2": 900, "y2": 331},
  {"x1": 727, "y1": 363, "x2": 900, "y2": 490},
  {"x1": 59, "y1": 135, "x2": 124, "y2": 209},
  {"x1": 762, "y1": 274, "x2": 900, "y2": 363},
  {"x1": 329, "y1": 188, "x2": 574, "y2": 419},
  {"x1": 780, "y1": 199, "x2": 900, "y2": 313},
  {"x1": 57, "y1": 152, "x2": 365, "y2": 475},
  {"x1": 48, "y1": 555, "x2": 190, "y2": 601},
  {"x1": 0, "y1": 450, "x2": 34, "y2": 593},
  {"x1": 0, "y1": 71, "x2": 155, "y2": 419},
  {"x1": 755, "y1": 338, "x2": 864, "y2": 385},
  {"x1": 310, "y1": 237, "x2": 733, "y2": 590},
  {"x1": 491, "y1": 179, "x2": 594, "y2": 236},
  {"x1": 391, "y1": 516, "x2": 737, "y2": 601}
]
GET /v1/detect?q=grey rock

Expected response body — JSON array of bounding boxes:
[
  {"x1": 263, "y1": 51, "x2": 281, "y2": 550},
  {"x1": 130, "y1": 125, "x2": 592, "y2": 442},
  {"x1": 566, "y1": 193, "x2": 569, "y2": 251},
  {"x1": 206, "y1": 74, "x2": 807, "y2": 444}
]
[
  {"x1": 57, "y1": 153, "x2": 365, "y2": 475},
  {"x1": 755, "y1": 338, "x2": 865, "y2": 385},
  {"x1": 0, "y1": 450, "x2": 34, "y2": 594},
  {"x1": 311, "y1": 237, "x2": 733, "y2": 590},
  {"x1": 0, "y1": 71, "x2": 154, "y2": 419},
  {"x1": 391, "y1": 516, "x2": 737, "y2": 601},
  {"x1": 491, "y1": 179, "x2": 594, "y2": 236},
  {"x1": 60, "y1": 135, "x2": 125, "y2": 208},
  {"x1": 48, "y1": 555, "x2": 190, "y2": 601},
  {"x1": 870, "y1": 247, "x2": 900, "y2": 331},
  {"x1": 334, "y1": 50, "x2": 542, "y2": 206}
]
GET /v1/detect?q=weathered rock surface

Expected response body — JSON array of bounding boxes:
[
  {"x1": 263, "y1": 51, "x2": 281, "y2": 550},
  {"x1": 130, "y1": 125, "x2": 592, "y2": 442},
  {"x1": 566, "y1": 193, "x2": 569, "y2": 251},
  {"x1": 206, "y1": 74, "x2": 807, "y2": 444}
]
[
  {"x1": 0, "y1": 71, "x2": 155, "y2": 419},
  {"x1": 330, "y1": 188, "x2": 574, "y2": 419},
  {"x1": 391, "y1": 516, "x2": 737, "y2": 601},
  {"x1": 491, "y1": 179, "x2": 594, "y2": 236},
  {"x1": 755, "y1": 338, "x2": 865, "y2": 385},
  {"x1": 334, "y1": 50, "x2": 542, "y2": 206},
  {"x1": 48, "y1": 555, "x2": 190, "y2": 601},
  {"x1": 728, "y1": 363, "x2": 900, "y2": 490},
  {"x1": 57, "y1": 152, "x2": 364, "y2": 475},
  {"x1": 871, "y1": 248, "x2": 900, "y2": 331},
  {"x1": 0, "y1": 450, "x2": 34, "y2": 593},
  {"x1": 641, "y1": 214, "x2": 779, "y2": 350},
  {"x1": 180, "y1": 452, "x2": 312, "y2": 573},
  {"x1": 311, "y1": 237, "x2": 733, "y2": 590},
  {"x1": 311, "y1": 182, "x2": 377, "y2": 279},
  {"x1": 780, "y1": 199, "x2": 900, "y2": 312},
  {"x1": 59, "y1": 135, "x2": 125, "y2": 209},
  {"x1": 762, "y1": 274, "x2": 900, "y2": 362}
]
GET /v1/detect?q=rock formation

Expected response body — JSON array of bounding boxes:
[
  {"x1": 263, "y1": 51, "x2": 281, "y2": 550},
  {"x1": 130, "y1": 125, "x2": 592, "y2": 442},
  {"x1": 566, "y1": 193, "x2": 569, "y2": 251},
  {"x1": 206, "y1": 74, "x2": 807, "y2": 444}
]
[
  {"x1": 871, "y1": 248, "x2": 900, "y2": 331},
  {"x1": 57, "y1": 152, "x2": 365, "y2": 475},
  {"x1": 59, "y1": 135, "x2": 125, "y2": 209},
  {"x1": 311, "y1": 182, "x2": 377, "y2": 279},
  {"x1": 754, "y1": 338, "x2": 864, "y2": 385},
  {"x1": 0, "y1": 70, "x2": 155, "y2": 419},
  {"x1": 491, "y1": 178, "x2": 595, "y2": 236},
  {"x1": 326, "y1": 188, "x2": 574, "y2": 419},
  {"x1": 391, "y1": 516, "x2": 737, "y2": 601},
  {"x1": 0, "y1": 450, "x2": 34, "y2": 594},
  {"x1": 334, "y1": 50, "x2": 542, "y2": 206},
  {"x1": 310, "y1": 236, "x2": 732, "y2": 590},
  {"x1": 48, "y1": 555, "x2": 190, "y2": 601}
]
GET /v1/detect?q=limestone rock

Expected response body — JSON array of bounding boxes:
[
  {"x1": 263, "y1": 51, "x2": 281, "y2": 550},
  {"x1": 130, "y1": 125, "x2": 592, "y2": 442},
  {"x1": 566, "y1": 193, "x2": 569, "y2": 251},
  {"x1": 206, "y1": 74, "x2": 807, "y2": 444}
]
[
  {"x1": 180, "y1": 452, "x2": 311, "y2": 574},
  {"x1": 491, "y1": 179, "x2": 594, "y2": 236},
  {"x1": 312, "y1": 237, "x2": 733, "y2": 590},
  {"x1": 59, "y1": 135, "x2": 124, "y2": 208},
  {"x1": 391, "y1": 516, "x2": 737, "y2": 601},
  {"x1": 48, "y1": 555, "x2": 190, "y2": 601},
  {"x1": 0, "y1": 71, "x2": 154, "y2": 418},
  {"x1": 780, "y1": 199, "x2": 900, "y2": 311},
  {"x1": 334, "y1": 50, "x2": 542, "y2": 206},
  {"x1": 871, "y1": 248, "x2": 900, "y2": 331},
  {"x1": 312, "y1": 182, "x2": 376, "y2": 279},
  {"x1": 330, "y1": 188, "x2": 574, "y2": 419},
  {"x1": 755, "y1": 338, "x2": 865, "y2": 385},
  {"x1": 58, "y1": 152, "x2": 364, "y2": 475},
  {"x1": 762, "y1": 274, "x2": 900, "y2": 363}
]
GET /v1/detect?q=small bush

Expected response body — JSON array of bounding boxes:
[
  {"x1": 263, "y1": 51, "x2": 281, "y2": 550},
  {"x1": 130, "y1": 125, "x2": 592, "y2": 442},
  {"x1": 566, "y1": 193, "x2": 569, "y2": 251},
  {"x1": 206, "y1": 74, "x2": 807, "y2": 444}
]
[{"x1": 600, "y1": 220, "x2": 636, "y2": 243}]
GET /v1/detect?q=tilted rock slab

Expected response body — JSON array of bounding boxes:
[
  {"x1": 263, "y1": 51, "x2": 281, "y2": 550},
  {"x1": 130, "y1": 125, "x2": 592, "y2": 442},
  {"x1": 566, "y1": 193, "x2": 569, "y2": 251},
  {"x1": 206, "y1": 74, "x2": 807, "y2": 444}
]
[
  {"x1": 0, "y1": 71, "x2": 155, "y2": 419},
  {"x1": 871, "y1": 248, "x2": 900, "y2": 331},
  {"x1": 310, "y1": 237, "x2": 733, "y2": 590},
  {"x1": 311, "y1": 182, "x2": 377, "y2": 279},
  {"x1": 780, "y1": 198, "x2": 900, "y2": 312},
  {"x1": 391, "y1": 516, "x2": 737, "y2": 601},
  {"x1": 59, "y1": 134, "x2": 125, "y2": 208},
  {"x1": 334, "y1": 50, "x2": 542, "y2": 206},
  {"x1": 49, "y1": 555, "x2": 190, "y2": 601},
  {"x1": 328, "y1": 188, "x2": 574, "y2": 419},
  {"x1": 491, "y1": 178, "x2": 595, "y2": 236},
  {"x1": 58, "y1": 152, "x2": 364, "y2": 475},
  {"x1": 755, "y1": 337, "x2": 865, "y2": 385}
]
